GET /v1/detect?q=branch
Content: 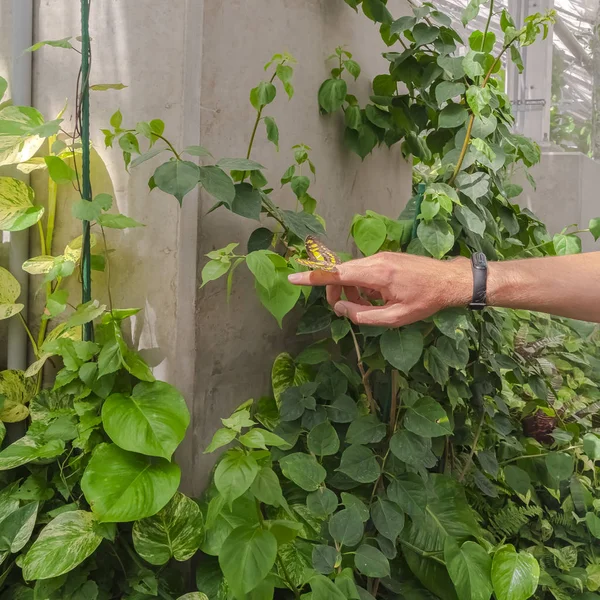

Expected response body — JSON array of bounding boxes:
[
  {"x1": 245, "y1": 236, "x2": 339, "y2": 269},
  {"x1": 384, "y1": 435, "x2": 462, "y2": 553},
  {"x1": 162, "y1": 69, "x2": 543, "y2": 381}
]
[{"x1": 349, "y1": 326, "x2": 377, "y2": 413}]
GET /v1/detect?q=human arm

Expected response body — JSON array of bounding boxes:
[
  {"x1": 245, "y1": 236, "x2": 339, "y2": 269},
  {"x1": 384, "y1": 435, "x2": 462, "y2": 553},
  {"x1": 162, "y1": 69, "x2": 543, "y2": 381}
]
[{"x1": 287, "y1": 252, "x2": 600, "y2": 326}]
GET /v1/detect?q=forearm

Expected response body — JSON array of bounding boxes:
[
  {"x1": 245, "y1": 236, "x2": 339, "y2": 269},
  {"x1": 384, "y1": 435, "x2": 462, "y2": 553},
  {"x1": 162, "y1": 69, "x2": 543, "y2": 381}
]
[{"x1": 453, "y1": 252, "x2": 600, "y2": 323}]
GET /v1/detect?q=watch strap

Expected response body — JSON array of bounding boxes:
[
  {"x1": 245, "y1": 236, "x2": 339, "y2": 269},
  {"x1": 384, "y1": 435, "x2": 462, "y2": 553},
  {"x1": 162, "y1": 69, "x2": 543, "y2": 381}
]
[{"x1": 469, "y1": 252, "x2": 488, "y2": 310}]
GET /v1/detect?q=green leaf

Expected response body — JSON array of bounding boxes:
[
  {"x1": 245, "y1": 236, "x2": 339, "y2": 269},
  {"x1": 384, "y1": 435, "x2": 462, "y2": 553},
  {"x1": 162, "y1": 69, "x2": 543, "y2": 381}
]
[
  {"x1": 256, "y1": 267, "x2": 301, "y2": 327},
  {"x1": 219, "y1": 526, "x2": 277, "y2": 596},
  {"x1": 380, "y1": 329, "x2": 424, "y2": 373},
  {"x1": 345, "y1": 59, "x2": 361, "y2": 80},
  {"x1": 204, "y1": 427, "x2": 237, "y2": 453},
  {"x1": 584, "y1": 434, "x2": 600, "y2": 460},
  {"x1": 371, "y1": 499, "x2": 405, "y2": 542},
  {"x1": 456, "y1": 172, "x2": 490, "y2": 202},
  {"x1": 215, "y1": 449, "x2": 259, "y2": 506},
  {"x1": 291, "y1": 175, "x2": 310, "y2": 198},
  {"x1": 90, "y1": 82, "x2": 127, "y2": 91},
  {"x1": 201, "y1": 259, "x2": 230, "y2": 287},
  {"x1": 238, "y1": 429, "x2": 287, "y2": 450},
  {"x1": 417, "y1": 219, "x2": 454, "y2": 258},
  {"x1": 44, "y1": 156, "x2": 76, "y2": 184},
  {"x1": 154, "y1": 160, "x2": 200, "y2": 204},
  {"x1": 183, "y1": 145, "x2": 212, "y2": 157},
  {"x1": 346, "y1": 415, "x2": 386, "y2": 445},
  {"x1": 307, "y1": 488, "x2": 338, "y2": 517},
  {"x1": 0, "y1": 369, "x2": 35, "y2": 422},
  {"x1": 132, "y1": 492, "x2": 203, "y2": 565},
  {"x1": 353, "y1": 216, "x2": 387, "y2": 256},
  {"x1": 589, "y1": 218, "x2": 600, "y2": 241},
  {"x1": 251, "y1": 467, "x2": 283, "y2": 506},
  {"x1": 466, "y1": 86, "x2": 492, "y2": 117},
  {"x1": 329, "y1": 506, "x2": 364, "y2": 547},
  {"x1": 279, "y1": 452, "x2": 326, "y2": 491},
  {"x1": 445, "y1": 538, "x2": 493, "y2": 600},
  {"x1": 217, "y1": 158, "x2": 265, "y2": 171},
  {"x1": 250, "y1": 82, "x2": 277, "y2": 111},
  {"x1": 0, "y1": 267, "x2": 24, "y2": 321},
  {"x1": 469, "y1": 30, "x2": 496, "y2": 52},
  {"x1": 355, "y1": 544, "x2": 390, "y2": 578},
  {"x1": 102, "y1": 381, "x2": 189, "y2": 460},
  {"x1": 503, "y1": 465, "x2": 531, "y2": 495},
  {"x1": 81, "y1": 443, "x2": 180, "y2": 522},
  {"x1": 553, "y1": 233, "x2": 582, "y2": 255},
  {"x1": 271, "y1": 352, "x2": 310, "y2": 406},
  {"x1": 265, "y1": 117, "x2": 279, "y2": 149},
  {"x1": 435, "y1": 82, "x2": 466, "y2": 105},
  {"x1": 0, "y1": 501, "x2": 38, "y2": 552},
  {"x1": 546, "y1": 452, "x2": 574, "y2": 483},
  {"x1": 25, "y1": 37, "x2": 73, "y2": 52},
  {"x1": 0, "y1": 177, "x2": 44, "y2": 232},
  {"x1": 313, "y1": 545, "x2": 339, "y2": 574},
  {"x1": 310, "y1": 574, "x2": 347, "y2": 600},
  {"x1": 437, "y1": 336, "x2": 469, "y2": 370},
  {"x1": 0, "y1": 436, "x2": 64, "y2": 470},
  {"x1": 338, "y1": 444, "x2": 380, "y2": 483},
  {"x1": 318, "y1": 79, "x2": 348, "y2": 113},
  {"x1": 439, "y1": 104, "x2": 468, "y2": 129},
  {"x1": 247, "y1": 251, "x2": 277, "y2": 290},
  {"x1": 455, "y1": 204, "x2": 486, "y2": 237},
  {"x1": 388, "y1": 474, "x2": 427, "y2": 519},
  {"x1": 307, "y1": 421, "x2": 340, "y2": 456},
  {"x1": 362, "y1": 0, "x2": 392, "y2": 23},
  {"x1": 491, "y1": 545, "x2": 540, "y2": 600},
  {"x1": 21, "y1": 511, "x2": 102, "y2": 580},
  {"x1": 97, "y1": 213, "x2": 144, "y2": 229},
  {"x1": 405, "y1": 397, "x2": 452, "y2": 438},
  {"x1": 198, "y1": 165, "x2": 236, "y2": 207},
  {"x1": 586, "y1": 512, "x2": 600, "y2": 538},
  {"x1": 390, "y1": 430, "x2": 437, "y2": 469}
]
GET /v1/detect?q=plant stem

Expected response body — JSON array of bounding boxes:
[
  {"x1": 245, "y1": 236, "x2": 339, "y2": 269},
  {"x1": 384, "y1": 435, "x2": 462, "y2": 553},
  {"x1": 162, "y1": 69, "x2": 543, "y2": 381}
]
[
  {"x1": 100, "y1": 225, "x2": 115, "y2": 313},
  {"x1": 153, "y1": 133, "x2": 181, "y2": 160},
  {"x1": 458, "y1": 411, "x2": 485, "y2": 482},
  {"x1": 389, "y1": 370, "x2": 398, "y2": 436},
  {"x1": 349, "y1": 326, "x2": 377, "y2": 413},
  {"x1": 449, "y1": 2, "x2": 510, "y2": 187},
  {"x1": 18, "y1": 313, "x2": 38, "y2": 358},
  {"x1": 277, "y1": 555, "x2": 301, "y2": 600},
  {"x1": 483, "y1": 0, "x2": 495, "y2": 41},
  {"x1": 398, "y1": 539, "x2": 446, "y2": 565},
  {"x1": 37, "y1": 221, "x2": 46, "y2": 256},
  {"x1": 499, "y1": 446, "x2": 582, "y2": 466}
]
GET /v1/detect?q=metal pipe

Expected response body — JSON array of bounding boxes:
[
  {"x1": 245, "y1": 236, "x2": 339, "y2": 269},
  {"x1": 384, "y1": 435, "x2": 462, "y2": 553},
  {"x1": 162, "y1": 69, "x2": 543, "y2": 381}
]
[{"x1": 7, "y1": 0, "x2": 32, "y2": 373}]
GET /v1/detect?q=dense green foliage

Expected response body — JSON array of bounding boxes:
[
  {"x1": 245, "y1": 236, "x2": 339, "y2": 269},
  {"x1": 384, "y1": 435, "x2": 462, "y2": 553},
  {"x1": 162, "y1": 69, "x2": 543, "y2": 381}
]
[
  {"x1": 0, "y1": 60, "x2": 205, "y2": 598},
  {"x1": 194, "y1": 2, "x2": 600, "y2": 600}
]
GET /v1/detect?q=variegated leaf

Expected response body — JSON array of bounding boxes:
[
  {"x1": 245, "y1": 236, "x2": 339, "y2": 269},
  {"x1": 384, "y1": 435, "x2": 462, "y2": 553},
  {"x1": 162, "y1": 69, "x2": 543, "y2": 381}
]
[
  {"x1": 21, "y1": 511, "x2": 102, "y2": 580},
  {"x1": 133, "y1": 492, "x2": 203, "y2": 565},
  {"x1": 0, "y1": 370, "x2": 36, "y2": 422},
  {"x1": 0, "y1": 177, "x2": 43, "y2": 231}
]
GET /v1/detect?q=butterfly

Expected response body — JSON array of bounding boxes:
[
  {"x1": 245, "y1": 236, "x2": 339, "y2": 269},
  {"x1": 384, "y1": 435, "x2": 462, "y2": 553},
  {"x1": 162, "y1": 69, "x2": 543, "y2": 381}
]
[{"x1": 296, "y1": 236, "x2": 341, "y2": 272}]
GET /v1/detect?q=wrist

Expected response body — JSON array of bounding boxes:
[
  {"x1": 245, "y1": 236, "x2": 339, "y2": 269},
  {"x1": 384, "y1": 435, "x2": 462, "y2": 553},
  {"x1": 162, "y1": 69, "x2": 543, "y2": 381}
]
[{"x1": 445, "y1": 257, "x2": 472, "y2": 308}]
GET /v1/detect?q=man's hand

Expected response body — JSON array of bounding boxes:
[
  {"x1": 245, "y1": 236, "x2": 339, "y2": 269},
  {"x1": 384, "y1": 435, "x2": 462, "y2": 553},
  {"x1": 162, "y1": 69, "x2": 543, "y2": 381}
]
[{"x1": 288, "y1": 252, "x2": 472, "y2": 327}]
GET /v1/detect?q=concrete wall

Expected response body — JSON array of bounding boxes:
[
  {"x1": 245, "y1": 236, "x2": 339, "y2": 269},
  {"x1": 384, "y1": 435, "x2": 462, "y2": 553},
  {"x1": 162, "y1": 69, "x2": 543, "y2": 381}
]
[
  {"x1": 519, "y1": 151, "x2": 600, "y2": 252},
  {"x1": 0, "y1": 1, "x2": 413, "y2": 493},
  {"x1": 188, "y1": 0, "x2": 413, "y2": 493}
]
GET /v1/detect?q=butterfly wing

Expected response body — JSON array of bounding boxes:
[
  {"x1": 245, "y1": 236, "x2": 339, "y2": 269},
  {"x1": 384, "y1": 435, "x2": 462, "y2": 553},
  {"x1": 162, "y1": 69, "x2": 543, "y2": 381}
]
[{"x1": 304, "y1": 236, "x2": 341, "y2": 271}]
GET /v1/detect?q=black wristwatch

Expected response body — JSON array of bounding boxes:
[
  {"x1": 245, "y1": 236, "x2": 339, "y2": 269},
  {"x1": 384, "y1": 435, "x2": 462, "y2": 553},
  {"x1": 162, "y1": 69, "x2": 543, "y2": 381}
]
[{"x1": 469, "y1": 252, "x2": 488, "y2": 310}]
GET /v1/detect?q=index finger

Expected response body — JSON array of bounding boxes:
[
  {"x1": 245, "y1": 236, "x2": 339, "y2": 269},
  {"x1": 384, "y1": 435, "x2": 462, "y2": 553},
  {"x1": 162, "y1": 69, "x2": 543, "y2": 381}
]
[{"x1": 288, "y1": 258, "x2": 384, "y2": 289}]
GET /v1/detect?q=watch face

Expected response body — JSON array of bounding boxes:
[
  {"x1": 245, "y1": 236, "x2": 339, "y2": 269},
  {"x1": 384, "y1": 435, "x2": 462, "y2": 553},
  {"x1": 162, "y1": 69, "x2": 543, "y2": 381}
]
[{"x1": 472, "y1": 252, "x2": 487, "y2": 269}]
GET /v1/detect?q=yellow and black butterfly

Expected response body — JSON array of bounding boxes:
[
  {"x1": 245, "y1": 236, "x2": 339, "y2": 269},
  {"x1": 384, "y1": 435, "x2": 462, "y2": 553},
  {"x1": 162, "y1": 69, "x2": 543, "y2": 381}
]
[{"x1": 296, "y1": 236, "x2": 341, "y2": 272}]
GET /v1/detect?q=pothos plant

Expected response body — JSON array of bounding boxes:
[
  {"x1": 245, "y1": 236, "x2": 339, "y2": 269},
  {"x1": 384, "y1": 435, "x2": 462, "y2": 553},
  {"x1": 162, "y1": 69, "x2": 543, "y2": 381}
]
[
  {"x1": 0, "y1": 39, "x2": 208, "y2": 598},
  {"x1": 186, "y1": 2, "x2": 600, "y2": 600}
]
